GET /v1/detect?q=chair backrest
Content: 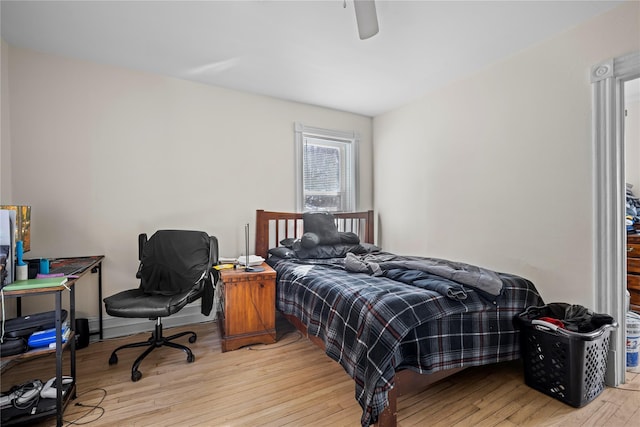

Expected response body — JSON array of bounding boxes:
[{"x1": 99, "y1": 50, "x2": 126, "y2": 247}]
[{"x1": 138, "y1": 230, "x2": 214, "y2": 296}]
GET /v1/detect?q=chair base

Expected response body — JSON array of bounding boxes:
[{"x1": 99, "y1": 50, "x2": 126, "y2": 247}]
[{"x1": 108, "y1": 318, "x2": 197, "y2": 382}]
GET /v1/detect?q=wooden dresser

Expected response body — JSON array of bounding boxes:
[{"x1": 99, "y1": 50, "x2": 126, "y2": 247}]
[
  {"x1": 217, "y1": 263, "x2": 277, "y2": 352},
  {"x1": 628, "y1": 233, "x2": 640, "y2": 313}
]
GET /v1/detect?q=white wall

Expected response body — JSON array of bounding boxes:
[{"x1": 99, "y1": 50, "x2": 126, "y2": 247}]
[
  {"x1": 373, "y1": 2, "x2": 640, "y2": 308},
  {"x1": 1, "y1": 40, "x2": 11, "y2": 199},
  {"x1": 2, "y1": 46, "x2": 372, "y2": 322}
]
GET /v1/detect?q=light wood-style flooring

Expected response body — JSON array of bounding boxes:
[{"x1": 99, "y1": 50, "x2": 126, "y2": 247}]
[{"x1": 4, "y1": 315, "x2": 639, "y2": 427}]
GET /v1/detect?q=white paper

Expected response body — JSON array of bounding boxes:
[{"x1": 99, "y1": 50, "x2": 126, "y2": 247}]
[{"x1": 236, "y1": 255, "x2": 265, "y2": 266}]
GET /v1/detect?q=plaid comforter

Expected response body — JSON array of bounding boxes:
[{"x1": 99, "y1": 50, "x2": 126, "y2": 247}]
[{"x1": 267, "y1": 255, "x2": 543, "y2": 426}]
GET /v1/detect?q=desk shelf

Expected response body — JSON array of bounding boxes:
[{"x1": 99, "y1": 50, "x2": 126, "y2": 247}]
[
  {"x1": 1, "y1": 382, "x2": 76, "y2": 426},
  {"x1": 1, "y1": 332, "x2": 75, "y2": 374},
  {"x1": 1, "y1": 287, "x2": 76, "y2": 427}
]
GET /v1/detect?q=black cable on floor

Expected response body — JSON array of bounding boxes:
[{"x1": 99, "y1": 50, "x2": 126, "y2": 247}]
[{"x1": 64, "y1": 388, "x2": 107, "y2": 425}]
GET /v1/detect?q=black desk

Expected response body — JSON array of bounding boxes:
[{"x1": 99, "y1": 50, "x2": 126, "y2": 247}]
[{"x1": 18, "y1": 256, "x2": 105, "y2": 340}]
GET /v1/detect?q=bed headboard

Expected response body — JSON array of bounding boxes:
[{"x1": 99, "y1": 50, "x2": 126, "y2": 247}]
[{"x1": 255, "y1": 210, "x2": 375, "y2": 259}]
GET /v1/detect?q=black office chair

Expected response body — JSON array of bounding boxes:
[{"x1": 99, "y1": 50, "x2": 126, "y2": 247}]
[{"x1": 104, "y1": 230, "x2": 218, "y2": 382}]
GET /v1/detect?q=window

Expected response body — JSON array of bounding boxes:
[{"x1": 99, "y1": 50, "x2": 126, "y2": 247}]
[{"x1": 294, "y1": 123, "x2": 358, "y2": 212}]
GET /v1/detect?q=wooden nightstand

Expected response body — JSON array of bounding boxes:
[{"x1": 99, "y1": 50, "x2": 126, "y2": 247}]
[{"x1": 217, "y1": 263, "x2": 277, "y2": 352}]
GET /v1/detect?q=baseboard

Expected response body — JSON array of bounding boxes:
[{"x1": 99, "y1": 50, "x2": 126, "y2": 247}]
[{"x1": 86, "y1": 302, "x2": 217, "y2": 342}]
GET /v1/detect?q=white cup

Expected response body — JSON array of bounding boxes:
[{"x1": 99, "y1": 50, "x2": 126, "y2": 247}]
[{"x1": 16, "y1": 264, "x2": 28, "y2": 281}]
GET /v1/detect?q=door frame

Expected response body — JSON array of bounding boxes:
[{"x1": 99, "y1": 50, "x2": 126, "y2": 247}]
[{"x1": 592, "y1": 50, "x2": 640, "y2": 385}]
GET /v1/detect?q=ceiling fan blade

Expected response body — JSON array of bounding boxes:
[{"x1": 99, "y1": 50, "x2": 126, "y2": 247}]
[{"x1": 354, "y1": 0, "x2": 379, "y2": 40}]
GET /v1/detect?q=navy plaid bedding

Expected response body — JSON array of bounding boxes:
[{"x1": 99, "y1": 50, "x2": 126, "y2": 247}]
[{"x1": 267, "y1": 255, "x2": 544, "y2": 426}]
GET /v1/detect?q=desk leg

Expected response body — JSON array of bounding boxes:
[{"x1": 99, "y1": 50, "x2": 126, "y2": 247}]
[
  {"x1": 88, "y1": 262, "x2": 104, "y2": 340},
  {"x1": 70, "y1": 285, "x2": 76, "y2": 397},
  {"x1": 55, "y1": 291, "x2": 63, "y2": 427}
]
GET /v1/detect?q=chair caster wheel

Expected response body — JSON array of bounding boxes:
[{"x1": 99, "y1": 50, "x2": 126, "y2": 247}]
[
  {"x1": 109, "y1": 354, "x2": 118, "y2": 365},
  {"x1": 131, "y1": 370, "x2": 142, "y2": 382},
  {"x1": 189, "y1": 335, "x2": 197, "y2": 344},
  {"x1": 187, "y1": 354, "x2": 195, "y2": 363}
]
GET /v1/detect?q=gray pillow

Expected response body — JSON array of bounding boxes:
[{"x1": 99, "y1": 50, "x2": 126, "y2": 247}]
[
  {"x1": 268, "y1": 247, "x2": 297, "y2": 259},
  {"x1": 301, "y1": 232, "x2": 320, "y2": 249},
  {"x1": 280, "y1": 238, "x2": 296, "y2": 248},
  {"x1": 339, "y1": 231, "x2": 360, "y2": 244},
  {"x1": 295, "y1": 243, "x2": 368, "y2": 259},
  {"x1": 360, "y1": 242, "x2": 381, "y2": 253}
]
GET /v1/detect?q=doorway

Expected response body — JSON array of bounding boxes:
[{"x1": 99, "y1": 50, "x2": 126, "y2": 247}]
[
  {"x1": 625, "y1": 78, "x2": 640, "y2": 201},
  {"x1": 592, "y1": 51, "x2": 640, "y2": 386}
]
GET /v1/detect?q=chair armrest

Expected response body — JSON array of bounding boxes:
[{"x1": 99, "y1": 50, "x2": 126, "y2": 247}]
[
  {"x1": 138, "y1": 233, "x2": 147, "y2": 261},
  {"x1": 209, "y1": 236, "x2": 219, "y2": 267}
]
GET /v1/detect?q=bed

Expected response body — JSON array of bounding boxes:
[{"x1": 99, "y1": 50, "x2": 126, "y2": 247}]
[{"x1": 255, "y1": 209, "x2": 544, "y2": 427}]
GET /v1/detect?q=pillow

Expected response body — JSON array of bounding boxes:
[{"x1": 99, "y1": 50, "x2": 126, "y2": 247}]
[
  {"x1": 268, "y1": 247, "x2": 297, "y2": 259},
  {"x1": 295, "y1": 243, "x2": 368, "y2": 259},
  {"x1": 303, "y1": 212, "x2": 341, "y2": 245},
  {"x1": 361, "y1": 242, "x2": 381, "y2": 253},
  {"x1": 339, "y1": 231, "x2": 360, "y2": 244},
  {"x1": 300, "y1": 232, "x2": 320, "y2": 249},
  {"x1": 280, "y1": 238, "x2": 296, "y2": 248}
]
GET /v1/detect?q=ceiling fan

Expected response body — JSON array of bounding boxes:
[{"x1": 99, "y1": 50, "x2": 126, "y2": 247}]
[{"x1": 351, "y1": 0, "x2": 379, "y2": 40}]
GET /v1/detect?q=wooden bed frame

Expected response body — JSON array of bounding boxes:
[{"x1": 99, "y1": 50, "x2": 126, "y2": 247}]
[{"x1": 255, "y1": 210, "x2": 464, "y2": 427}]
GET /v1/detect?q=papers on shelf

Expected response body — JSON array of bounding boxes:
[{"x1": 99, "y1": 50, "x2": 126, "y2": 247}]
[{"x1": 3, "y1": 277, "x2": 69, "y2": 291}]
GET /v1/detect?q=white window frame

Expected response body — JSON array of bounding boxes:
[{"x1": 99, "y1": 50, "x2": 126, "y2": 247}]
[{"x1": 294, "y1": 122, "x2": 359, "y2": 212}]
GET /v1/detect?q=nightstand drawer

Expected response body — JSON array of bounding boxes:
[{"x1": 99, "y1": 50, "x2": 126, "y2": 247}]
[
  {"x1": 629, "y1": 258, "x2": 640, "y2": 275},
  {"x1": 629, "y1": 242, "x2": 640, "y2": 259},
  {"x1": 218, "y1": 263, "x2": 276, "y2": 352},
  {"x1": 223, "y1": 279, "x2": 275, "y2": 336}
]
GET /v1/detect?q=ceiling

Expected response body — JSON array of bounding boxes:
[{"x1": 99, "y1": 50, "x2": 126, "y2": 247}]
[{"x1": 0, "y1": 0, "x2": 624, "y2": 117}]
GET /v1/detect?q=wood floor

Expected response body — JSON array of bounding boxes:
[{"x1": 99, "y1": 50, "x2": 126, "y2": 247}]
[{"x1": 4, "y1": 315, "x2": 639, "y2": 427}]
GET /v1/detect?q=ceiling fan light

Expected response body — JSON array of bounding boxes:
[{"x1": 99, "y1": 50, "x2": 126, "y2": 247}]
[{"x1": 354, "y1": 0, "x2": 379, "y2": 40}]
